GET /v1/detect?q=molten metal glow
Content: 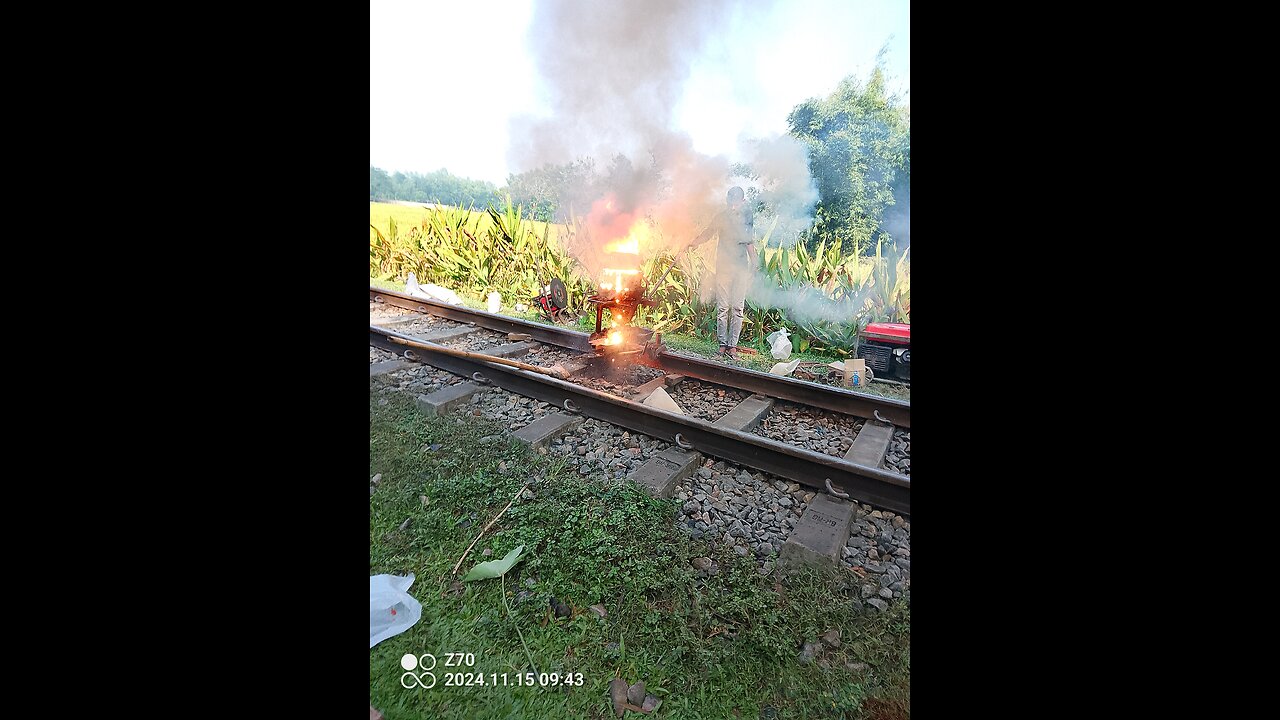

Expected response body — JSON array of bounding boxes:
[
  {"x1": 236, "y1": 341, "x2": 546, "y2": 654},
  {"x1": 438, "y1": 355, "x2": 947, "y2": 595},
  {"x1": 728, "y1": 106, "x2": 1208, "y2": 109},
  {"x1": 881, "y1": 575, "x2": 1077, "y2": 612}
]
[
  {"x1": 609, "y1": 331, "x2": 622, "y2": 344},
  {"x1": 602, "y1": 267, "x2": 640, "y2": 293}
]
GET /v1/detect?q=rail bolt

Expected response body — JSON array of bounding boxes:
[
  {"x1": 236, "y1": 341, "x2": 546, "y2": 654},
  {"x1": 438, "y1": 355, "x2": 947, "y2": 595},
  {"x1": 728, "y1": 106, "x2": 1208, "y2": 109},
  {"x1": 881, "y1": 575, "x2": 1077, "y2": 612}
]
[{"x1": 824, "y1": 478, "x2": 850, "y2": 499}]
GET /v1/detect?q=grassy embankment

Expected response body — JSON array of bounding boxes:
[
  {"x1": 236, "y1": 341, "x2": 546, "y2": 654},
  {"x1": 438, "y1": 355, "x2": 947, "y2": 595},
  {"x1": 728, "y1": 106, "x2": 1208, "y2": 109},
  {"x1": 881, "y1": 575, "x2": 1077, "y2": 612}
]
[{"x1": 370, "y1": 389, "x2": 910, "y2": 719}]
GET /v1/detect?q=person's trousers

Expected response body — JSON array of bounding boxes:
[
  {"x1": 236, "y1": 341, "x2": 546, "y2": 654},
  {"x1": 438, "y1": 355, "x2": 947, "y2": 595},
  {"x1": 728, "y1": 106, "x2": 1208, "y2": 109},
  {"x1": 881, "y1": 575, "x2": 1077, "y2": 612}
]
[{"x1": 715, "y1": 266, "x2": 750, "y2": 348}]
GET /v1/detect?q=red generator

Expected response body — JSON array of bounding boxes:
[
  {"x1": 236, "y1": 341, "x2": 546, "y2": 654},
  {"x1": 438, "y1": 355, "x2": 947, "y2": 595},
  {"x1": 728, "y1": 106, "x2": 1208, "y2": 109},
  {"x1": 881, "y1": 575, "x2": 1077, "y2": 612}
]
[{"x1": 857, "y1": 322, "x2": 910, "y2": 382}]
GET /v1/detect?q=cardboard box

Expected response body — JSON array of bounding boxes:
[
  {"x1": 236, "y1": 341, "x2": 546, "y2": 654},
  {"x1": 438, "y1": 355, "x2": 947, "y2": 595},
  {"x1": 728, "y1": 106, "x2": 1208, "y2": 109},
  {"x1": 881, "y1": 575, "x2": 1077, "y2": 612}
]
[
  {"x1": 850, "y1": 358, "x2": 868, "y2": 387},
  {"x1": 833, "y1": 359, "x2": 868, "y2": 387}
]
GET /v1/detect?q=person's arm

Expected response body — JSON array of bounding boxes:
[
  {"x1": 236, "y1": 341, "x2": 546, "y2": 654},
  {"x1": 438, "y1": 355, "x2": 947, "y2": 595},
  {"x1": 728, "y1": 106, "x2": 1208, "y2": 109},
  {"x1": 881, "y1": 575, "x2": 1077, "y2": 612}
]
[{"x1": 688, "y1": 212, "x2": 722, "y2": 248}]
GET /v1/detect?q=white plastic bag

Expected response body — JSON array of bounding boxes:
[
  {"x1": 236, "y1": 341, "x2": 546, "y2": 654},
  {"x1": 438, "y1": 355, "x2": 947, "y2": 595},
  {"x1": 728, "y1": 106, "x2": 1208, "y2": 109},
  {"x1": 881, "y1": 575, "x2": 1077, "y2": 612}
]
[
  {"x1": 423, "y1": 284, "x2": 462, "y2": 305},
  {"x1": 768, "y1": 358, "x2": 802, "y2": 376},
  {"x1": 767, "y1": 328, "x2": 793, "y2": 360},
  {"x1": 370, "y1": 573, "x2": 422, "y2": 649},
  {"x1": 405, "y1": 272, "x2": 428, "y2": 299},
  {"x1": 404, "y1": 272, "x2": 463, "y2": 305}
]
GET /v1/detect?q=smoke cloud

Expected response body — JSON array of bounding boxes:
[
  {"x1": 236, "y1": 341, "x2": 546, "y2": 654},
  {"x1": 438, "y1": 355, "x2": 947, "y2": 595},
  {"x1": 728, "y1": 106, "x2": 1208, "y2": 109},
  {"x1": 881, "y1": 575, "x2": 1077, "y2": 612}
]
[
  {"x1": 745, "y1": 274, "x2": 871, "y2": 325},
  {"x1": 882, "y1": 183, "x2": 910, "y2": 249},
  {"x1": 740, "y1": 134, "x2": 820, "y2": 249},
  {"x1": 512, "y1": 0, "x2": 858, "y2": 326},
  {"x1": 511, "y1": 0, "x2": 737, "y2": 174}
]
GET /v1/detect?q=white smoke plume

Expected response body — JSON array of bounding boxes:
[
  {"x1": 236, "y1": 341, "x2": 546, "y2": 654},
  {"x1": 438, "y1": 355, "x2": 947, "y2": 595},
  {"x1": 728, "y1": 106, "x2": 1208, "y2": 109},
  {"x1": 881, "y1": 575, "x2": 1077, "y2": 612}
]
[
  {"x1": 745, "y1": 273, "x2": 871, "y2": 325},
  {"x1": 511, "y1": 0, "x2": 862, "y2": 329},
  {"x1": 739, "y1": 134, "x2": 820, "y2": 249}
]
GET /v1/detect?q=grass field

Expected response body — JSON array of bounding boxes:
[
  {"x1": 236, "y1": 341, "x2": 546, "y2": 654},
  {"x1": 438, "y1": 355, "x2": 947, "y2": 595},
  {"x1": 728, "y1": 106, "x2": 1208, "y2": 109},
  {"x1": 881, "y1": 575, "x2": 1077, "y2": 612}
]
[{"x1": 369, "y1": 391, "x2": 910, "y2": 719}]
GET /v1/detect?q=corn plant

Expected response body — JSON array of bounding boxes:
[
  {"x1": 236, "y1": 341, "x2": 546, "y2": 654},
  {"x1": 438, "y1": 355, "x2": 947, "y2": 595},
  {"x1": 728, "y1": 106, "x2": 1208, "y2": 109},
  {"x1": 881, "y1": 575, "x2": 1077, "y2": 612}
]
[
  {"x1": 797, "y1": 315, "x2": 870, "y2": 356},
  {"x1": 867, "y1": 239, "x2": 910, "y2": 323},
  {"x1": 369, "y1": 224, "x2": 391, "y2": 278},
  {"x1": 370, "y1": 197, "x2": 909, "y2": 350},
  {"x1": 636, "y1": 247, "x2": 716, "y2": 336}
]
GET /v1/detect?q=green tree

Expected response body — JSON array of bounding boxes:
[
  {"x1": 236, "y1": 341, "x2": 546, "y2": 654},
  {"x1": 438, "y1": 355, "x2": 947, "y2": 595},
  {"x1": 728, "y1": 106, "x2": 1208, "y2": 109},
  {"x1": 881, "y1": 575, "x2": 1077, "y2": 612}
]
[
  {"x1": 370, "y1": 166, "x2": 394, "y2": 200},
  {"x1": 369, "y1": 166, "x2": 501, "y2": 207},
  {"x1": 504, "y1": 158, "x2": 598, "y2": 222},
  {"x1": 787, "y1": 67, "x2": 910, "y2": 254}
]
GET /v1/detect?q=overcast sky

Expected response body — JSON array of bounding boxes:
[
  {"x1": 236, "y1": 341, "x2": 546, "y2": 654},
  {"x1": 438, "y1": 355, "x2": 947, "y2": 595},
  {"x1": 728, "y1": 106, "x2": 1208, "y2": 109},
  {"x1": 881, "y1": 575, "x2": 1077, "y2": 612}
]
[{"x1": 370, "y1": 0, "x2": 909, "y2": 186}]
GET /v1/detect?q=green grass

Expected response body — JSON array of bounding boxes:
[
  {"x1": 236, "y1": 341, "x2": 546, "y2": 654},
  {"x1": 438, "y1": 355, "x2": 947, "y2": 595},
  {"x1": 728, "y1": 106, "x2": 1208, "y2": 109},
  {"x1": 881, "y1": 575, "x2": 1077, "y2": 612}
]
[
  {"x1": 371, "y1": 201, "x2": 566, "y2": 247},
  {"x1": 370, "y1": 277, "x2": 406, "y2": 294},
  {"x1": 369, "y1": 390, "x2": 910, "y2": 719}
]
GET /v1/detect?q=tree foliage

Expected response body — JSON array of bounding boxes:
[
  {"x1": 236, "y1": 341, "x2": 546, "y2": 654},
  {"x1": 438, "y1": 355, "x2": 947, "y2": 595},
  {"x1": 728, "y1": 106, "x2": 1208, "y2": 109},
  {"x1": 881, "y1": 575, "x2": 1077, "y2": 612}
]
[
  {"x1": 787, "y1": 68, "x2": 910, "y2": 254},
  {"x1": 503, "y1": 158, "x2": 598, "y2": 222},
  {"x1": 369, "y1": 166, "x2": 501, "y2": 208}
]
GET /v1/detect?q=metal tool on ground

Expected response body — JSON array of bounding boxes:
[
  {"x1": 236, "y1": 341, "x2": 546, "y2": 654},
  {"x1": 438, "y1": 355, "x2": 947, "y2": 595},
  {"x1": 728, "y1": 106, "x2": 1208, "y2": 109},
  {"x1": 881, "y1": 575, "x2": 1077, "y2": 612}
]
[{"x1": 533, "y1": 278, "x2": 569, "y2": 323}]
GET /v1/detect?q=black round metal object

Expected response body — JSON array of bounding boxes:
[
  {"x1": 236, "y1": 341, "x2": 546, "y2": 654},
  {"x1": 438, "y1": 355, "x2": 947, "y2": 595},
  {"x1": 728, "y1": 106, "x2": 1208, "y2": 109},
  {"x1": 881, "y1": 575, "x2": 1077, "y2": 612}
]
[{"x1": 550, "y1": 277, "x2": 568, "y2": 309}]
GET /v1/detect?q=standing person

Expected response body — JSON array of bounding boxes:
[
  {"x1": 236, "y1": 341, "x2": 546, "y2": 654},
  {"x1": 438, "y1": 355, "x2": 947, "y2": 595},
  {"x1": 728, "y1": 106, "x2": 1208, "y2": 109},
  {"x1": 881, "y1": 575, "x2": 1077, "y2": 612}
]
[{"x1": 689, "y1": 186, "x2": 757, "y2": 357}]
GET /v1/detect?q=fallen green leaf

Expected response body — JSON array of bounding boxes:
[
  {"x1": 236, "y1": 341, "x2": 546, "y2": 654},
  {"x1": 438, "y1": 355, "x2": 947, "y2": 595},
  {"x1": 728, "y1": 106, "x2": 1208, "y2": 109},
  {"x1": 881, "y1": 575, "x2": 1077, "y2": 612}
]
[{"x1": 461, "y1": 544, "x2": 526, "y2": 582}]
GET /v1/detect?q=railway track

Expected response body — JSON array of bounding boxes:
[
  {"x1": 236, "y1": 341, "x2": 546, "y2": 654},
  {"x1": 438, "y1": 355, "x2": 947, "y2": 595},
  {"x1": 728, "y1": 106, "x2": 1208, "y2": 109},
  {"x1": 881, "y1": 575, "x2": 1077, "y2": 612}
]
[
  {"x1": 370, "y1": 286, "x2": 910, "y2": 517},
  {"x1": 373, "y1": 287, "x2": 909, "y2": 426}
]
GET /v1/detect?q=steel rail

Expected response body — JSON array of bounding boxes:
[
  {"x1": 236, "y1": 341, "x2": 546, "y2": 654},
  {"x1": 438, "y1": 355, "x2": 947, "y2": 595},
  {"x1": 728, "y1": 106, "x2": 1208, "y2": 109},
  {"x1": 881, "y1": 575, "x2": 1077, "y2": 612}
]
[
  {"x1": 648, "y1": 351, "x2": 910, "y2": 428},
  {"x1": 371, "y1": 325, "x2": 910, "y2": 514},
  {"x1": 371, "y1": 287, "x2": 594, "y2": 352},
  {"x1": 371, "y1": 286, "x2": 910, "y2": 428}
]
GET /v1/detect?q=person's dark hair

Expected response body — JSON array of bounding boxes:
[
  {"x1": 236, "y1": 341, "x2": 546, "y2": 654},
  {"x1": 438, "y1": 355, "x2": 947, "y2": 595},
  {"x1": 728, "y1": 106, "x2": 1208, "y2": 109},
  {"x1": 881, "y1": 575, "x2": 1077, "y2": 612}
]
[{"x1": 727, "y1": 186, "x2": 745, "y2": 204}]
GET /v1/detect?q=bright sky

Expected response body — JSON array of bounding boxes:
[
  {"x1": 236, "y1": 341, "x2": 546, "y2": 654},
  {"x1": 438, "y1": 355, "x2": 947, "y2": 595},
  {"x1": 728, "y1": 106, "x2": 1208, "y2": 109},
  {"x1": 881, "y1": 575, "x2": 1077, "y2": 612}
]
[{"x1": 370, "y1": 0, "x2": 909, "y2": 186}]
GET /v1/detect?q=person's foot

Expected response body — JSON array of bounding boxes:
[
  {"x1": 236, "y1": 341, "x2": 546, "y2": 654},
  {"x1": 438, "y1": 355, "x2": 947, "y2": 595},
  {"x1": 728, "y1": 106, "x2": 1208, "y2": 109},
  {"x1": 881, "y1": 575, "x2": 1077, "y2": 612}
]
[{"x1": 719, "y1": 344, "x2": 733, "y2": 358}]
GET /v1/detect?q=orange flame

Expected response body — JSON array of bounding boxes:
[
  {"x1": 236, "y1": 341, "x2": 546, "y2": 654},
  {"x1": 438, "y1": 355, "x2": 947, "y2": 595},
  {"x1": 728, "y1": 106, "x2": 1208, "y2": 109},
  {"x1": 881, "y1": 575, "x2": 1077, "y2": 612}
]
[
  {"x1": 603, "y1": 219, "x2": 649, "y2": 255},
  {"x1": 604, "y1": 236, "x2": 640, "y2": 254},
  {"x1": 597, "y1": 216, "x2": 647, "y2": 295}
]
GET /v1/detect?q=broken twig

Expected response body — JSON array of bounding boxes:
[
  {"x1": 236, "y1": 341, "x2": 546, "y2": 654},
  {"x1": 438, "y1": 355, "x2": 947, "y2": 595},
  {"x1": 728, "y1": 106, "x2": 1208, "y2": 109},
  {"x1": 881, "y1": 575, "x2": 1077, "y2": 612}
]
[{"x1": 452, "y1": 483, "x2": 528, "y2": 575}]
